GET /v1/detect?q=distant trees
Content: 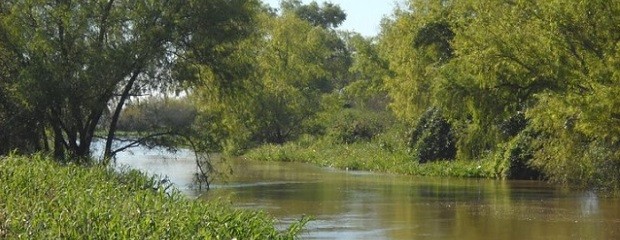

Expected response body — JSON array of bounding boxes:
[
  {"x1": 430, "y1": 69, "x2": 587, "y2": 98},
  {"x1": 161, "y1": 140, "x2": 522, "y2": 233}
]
[{"x1": 116, "y1": 97, "x2": 197, "y2": 134}]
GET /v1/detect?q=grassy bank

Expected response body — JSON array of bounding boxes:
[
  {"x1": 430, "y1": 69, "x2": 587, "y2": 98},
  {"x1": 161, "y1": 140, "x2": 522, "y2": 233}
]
[
  {"x1": 0, "y1": 155, "x2": 306, "y2": 239},
  {"x1": 243, "y1": 135, "x2": 500, "y2": 179}
]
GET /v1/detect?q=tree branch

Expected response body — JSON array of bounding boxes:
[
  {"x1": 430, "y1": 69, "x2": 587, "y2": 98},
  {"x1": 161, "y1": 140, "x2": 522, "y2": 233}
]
[
  {"x1": 103, "y1": 69, "x2": 141, "y2": 163},
  {"x1": 109, "y1": 131, "x2": 177, "y2": 156}
]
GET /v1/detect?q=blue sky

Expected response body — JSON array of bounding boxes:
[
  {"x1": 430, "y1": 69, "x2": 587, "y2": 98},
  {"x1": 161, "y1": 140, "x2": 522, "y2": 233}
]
[{"x1": 263, "y1": 0, "x2": 404, "y2": 37}]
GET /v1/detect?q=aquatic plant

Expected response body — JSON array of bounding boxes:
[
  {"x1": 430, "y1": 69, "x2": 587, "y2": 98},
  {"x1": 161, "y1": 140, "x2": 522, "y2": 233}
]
[{"x1": 0, "y1": 154, "x2": 307, "y2": 239}]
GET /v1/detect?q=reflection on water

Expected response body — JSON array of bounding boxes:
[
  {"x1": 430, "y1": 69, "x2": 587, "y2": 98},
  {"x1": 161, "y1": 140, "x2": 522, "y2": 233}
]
[
  {"x1": 580, "y1": 191, "x2": 599, "y2": 216},
  {"x1": 204, "y1": 159, "x2": 620, "y2": 240},
  {"x1": 92, "y1": 141, "x2": 201, "y2": 194},
  {"x1": 110, "y1": 147, "x2": 620, "y2": 239}
]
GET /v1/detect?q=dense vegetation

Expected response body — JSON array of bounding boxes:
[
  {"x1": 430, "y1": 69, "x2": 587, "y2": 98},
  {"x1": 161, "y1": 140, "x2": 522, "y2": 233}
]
[
  {"x1": 0, "y1": 0, "x2": 303, "y2": 238},
  {"x1": 0, "y1": 0, "x2": 261, "y2": 161},
  {"x1": 1, "y1": 0, "x2": 619, "y2": 224},
  {"x1": 0, "y1": 0, "x2": 618, "y2": 237},
  {"x1": 379, "y1": 0, "x2": 620, "y2": 187},
  {"x1": 0, "y1": 155, "x2": 307, "y2": 238},
  {"x1": 232, "y1": 0, "x2": 619, "y2": 189}
]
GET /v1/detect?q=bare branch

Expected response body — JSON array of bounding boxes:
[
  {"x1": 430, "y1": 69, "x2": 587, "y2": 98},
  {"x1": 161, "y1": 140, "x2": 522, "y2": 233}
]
[{"x1": 108, "y1": 131, "x2": 176, "y2": 157}]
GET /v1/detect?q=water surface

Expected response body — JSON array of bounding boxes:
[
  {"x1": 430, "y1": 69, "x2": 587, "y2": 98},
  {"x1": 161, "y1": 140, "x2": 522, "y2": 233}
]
[{"x1": 113, "y1": 147, "x2": 620, "y2": 239}]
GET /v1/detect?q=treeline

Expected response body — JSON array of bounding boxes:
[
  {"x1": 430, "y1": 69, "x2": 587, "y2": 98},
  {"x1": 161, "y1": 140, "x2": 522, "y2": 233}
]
[
  {"x1": 379, "y1": 0, "x2": 620, "y2": 186},
  {"x1": 1, "y1": 0, "x2": 619, "y2": 188},
  {"x1": 193, "y1": 0, "x2": 619, "y2": 187}
]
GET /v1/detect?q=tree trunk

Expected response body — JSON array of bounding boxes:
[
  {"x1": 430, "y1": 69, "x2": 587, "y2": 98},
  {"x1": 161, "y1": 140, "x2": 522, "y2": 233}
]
[
  {"x1": 103, "y1": 69, "x2": 141, "y2": 164},
  {"x1": 51, "y1": 124, "x2": 65, "y2": 160}
]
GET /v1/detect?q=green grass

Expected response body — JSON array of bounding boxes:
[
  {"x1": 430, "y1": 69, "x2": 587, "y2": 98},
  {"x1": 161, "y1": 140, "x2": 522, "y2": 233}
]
[
  {"x1": 0, "y1": 154, "x2": 307, "y2": 239},
  {"x1": 243, "y1": 135, "x2": 500, "y2": 179}
]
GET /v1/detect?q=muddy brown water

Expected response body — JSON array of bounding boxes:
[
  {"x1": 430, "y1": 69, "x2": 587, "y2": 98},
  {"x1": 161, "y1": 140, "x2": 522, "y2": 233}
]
[{"x1": 112, "y1": 147, "x2": 620, "y2": 239}]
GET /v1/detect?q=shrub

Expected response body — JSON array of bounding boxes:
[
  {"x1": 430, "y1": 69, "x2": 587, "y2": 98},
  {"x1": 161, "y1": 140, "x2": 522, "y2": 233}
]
[
  {"x1": 499, "y1": 130, "x2": 543, "y2": 180},
  {"x1": 326, "y1": 109, "x2": 385, "y2": 144},
  {"x1": 530, "y1": 132, "x2": 620, "y2": 189},
  {"x1": 407, "y1": 107, "x2": 456, "y2": 163}
]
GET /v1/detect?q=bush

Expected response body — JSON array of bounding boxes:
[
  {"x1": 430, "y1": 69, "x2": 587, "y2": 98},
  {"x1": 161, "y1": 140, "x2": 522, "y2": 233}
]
[
  {"x1": 499, "y1": 130, "x2": 543, "y2": 180},
  {"x1": 530, "y1": 133, "x2": 620, "y2": 189},
  {"x1": 407, "y1": 107, "x2": 456, "y2": 163},
  {"x1": 326, "y1": 109, "x2": 385, "y2": 144}
]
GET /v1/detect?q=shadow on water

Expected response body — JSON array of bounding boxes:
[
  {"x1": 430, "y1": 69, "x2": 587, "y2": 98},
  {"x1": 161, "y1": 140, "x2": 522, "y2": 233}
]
[
  {"x1": 102, "y1": 145, "x2": 620, "y2": 239},
  {"x1": 204, "y1": 159, "x2": 620, "y2": 240}
]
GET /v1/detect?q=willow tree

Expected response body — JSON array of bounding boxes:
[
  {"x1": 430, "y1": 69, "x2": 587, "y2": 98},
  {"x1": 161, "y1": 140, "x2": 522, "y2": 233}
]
[
  {"x1": 432, "y1": 0, "x2": 620, "y2": 183},
  {"x1": 191, "y1": 2, "x2": 350, "y2": 152},
  {"x1": 343, "y1": 33, "x2": 390, "y2": 109},
  {"x1": 0, "y1": 33, "x2": 43, "y2": 155},
  {"x1": 379, "y1": 0, "x2": 456, "y2": 123},
  {"x1": 381, "y1": 0, "x2": 620, "y2": 184},
  {"x1": 0, "y1": 0, "x2": 260, "y2": 163}
]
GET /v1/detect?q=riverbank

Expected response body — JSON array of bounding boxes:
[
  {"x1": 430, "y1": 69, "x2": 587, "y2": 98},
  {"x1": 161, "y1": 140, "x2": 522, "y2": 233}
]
[
  {"x1": 243, "y1": 136, "x2": 500, "y2": 179},
  {"x1": 0, "y1": 154, "x2": 306, "y2": 239}
]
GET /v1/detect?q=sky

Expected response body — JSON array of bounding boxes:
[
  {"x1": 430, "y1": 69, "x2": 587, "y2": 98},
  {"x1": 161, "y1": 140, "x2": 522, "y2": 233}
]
[{"x1": 263, "y1": 0, "x2": 404, "y2": 37}]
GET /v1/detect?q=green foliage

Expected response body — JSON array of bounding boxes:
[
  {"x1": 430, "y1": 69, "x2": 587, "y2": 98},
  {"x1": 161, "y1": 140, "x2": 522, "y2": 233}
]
[
  {"x1": 244, "y1": 134, "x2": 494, "y2": 178},
  {"x1": 0, "y1": 154, "x2": 306, "y2": 239},
  {"x1": 343, "y1": 33, "x2": 390, "y2": 110},
  {"x1": 324, "y1": 108, "x2": 386, "y2": 144},
  {"x1": 407, "y1": 108, "x2": 456, "y2": 163},
  {"x1": 379, "y1": 0, "x2": 620, "y2": 188},
  {"x1": 192, "y1": 6, "x2": 351, "y2": 152},
  {"x1": 0, "y1": 0, "x2": 262, "y2": 161},
  {"x1": 527, "y1": 115, "x2": 620, "y2": 188},
  {"x1": 379, "y1": 0, "x2": 456, "y2": 122},
  {"x1": 117, "y1": 97, "x2": 197, "y2": 133},
  {"x1": 0, "y1": 22, "x2": 45, "y2": 155},
  {"x1": 499, "y1": 112, "x2": 528, "y2": 138},
  {"x1": 488, "y1": 129, "x2": 543, "y2": 180},
  {"x1": 280, "y1": 0, "x2": 347, "y2": 28},
  {"x1": 413, "y1": 21, "x2": 454, "y2": 63}
]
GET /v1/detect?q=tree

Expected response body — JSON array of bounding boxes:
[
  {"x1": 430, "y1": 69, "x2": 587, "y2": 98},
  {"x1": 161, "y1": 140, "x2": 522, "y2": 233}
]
[
  {"x1": 343, "y1": 33, "x2": 390, "y2": 110},
  {"x1": 278, "y1": 0, "x2": 351, "y2": 90},
  {"x1": 380, "y1": 0, "x2": 620, "y2": 185},
  {"x1": 280, "y1": 0, "x2": 346, "y2": 28},
  {"x1": 379, "y1": 0, "x2": 456, "y2": 123},
  {"x1": 0, "y1": 0, "x2": 260, "y2": 163},
  {"x1": 192, "y1": 6, "x2": 351, "y2": 152},
  {"x1": 434, "y1": 0, "x2": 620, "y2": 183},
  {"x1": 0, "y1": 36, "x2": 45, "y2": 155}
]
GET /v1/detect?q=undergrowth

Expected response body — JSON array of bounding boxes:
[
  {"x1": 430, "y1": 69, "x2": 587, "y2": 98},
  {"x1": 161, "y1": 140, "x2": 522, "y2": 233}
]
[
  {"x1": 244, "y1": 134, "x2": 498, "y2": 179},
  {"x1": 0, "y1": 154, "x2": 307, "y2": 239}
]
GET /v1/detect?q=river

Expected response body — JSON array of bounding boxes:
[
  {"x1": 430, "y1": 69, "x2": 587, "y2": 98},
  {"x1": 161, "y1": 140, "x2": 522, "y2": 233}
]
[{"x1": 111, "y1": 146, "x2": 620, "y2": 239}]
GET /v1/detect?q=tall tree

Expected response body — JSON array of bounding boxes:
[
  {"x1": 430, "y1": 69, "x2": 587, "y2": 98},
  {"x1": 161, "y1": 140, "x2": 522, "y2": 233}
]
[
  {"x1": 380, "y1": 0, "x2": 620, "y2": 184},
  {"x1": 0, "y1": 0, "x2": 260, "y2": 163},
  {"x1": 0, "y1": 32, "x2": 45, "y2": 155},
  {"x1": 379, "y1": 0, "x2": 456, "y2": 123},
  {"x1": 280, "y1": 0, "x2": 346, "y2": 28},
  {"x1": 192, "y1": 6, "x2": 350, "y2": 152},
  {"x1": 342, "y1": 33, "x2": 390, "y2": 110}
]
